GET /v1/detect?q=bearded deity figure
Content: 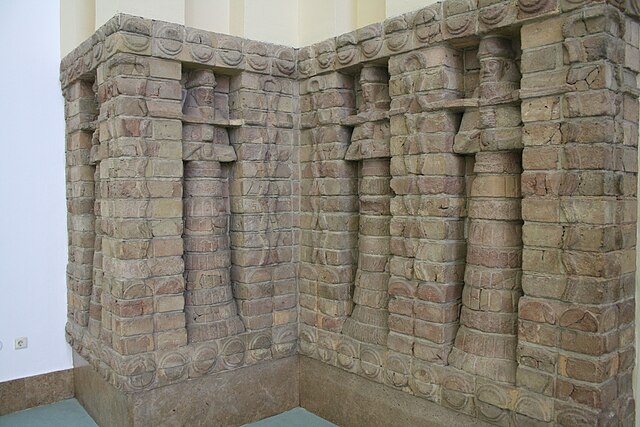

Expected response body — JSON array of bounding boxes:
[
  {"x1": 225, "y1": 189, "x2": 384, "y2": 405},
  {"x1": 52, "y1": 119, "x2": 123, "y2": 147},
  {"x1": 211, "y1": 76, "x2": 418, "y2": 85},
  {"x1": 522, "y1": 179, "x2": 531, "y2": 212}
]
[
  {"x1": 449, "y1": 36, "x2": 523, "y2": 384},
  {"x1": 341, "y1": 65, "x2": 392, "y2": 346}
]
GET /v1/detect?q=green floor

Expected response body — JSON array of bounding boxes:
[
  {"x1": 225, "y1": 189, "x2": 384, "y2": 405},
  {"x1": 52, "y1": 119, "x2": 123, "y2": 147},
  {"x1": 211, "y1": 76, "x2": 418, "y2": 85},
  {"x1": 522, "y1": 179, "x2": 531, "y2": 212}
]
[
  {"x1": 0, "y1": 399, "x2": 336, "y2": 427},
  {"x1": 244, "y1": 407, "x2": 336, "y2": 426},
  {"x1": 0, "y1": 400, "x2": 97, "y2": 427}
]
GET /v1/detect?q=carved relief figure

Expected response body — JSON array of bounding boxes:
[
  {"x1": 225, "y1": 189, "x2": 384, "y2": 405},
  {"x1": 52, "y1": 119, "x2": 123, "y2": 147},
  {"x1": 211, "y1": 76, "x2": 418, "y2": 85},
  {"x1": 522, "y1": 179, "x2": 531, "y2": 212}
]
[
  {"x1": 449, "y1": 36, "x2": 523, "y2": 383},
  {"x1": 341, "y1": 65, "x2": 392, "y2": 346},
  {"x1": 182, "y1": 69, "x2": 245, "y2": 343}
]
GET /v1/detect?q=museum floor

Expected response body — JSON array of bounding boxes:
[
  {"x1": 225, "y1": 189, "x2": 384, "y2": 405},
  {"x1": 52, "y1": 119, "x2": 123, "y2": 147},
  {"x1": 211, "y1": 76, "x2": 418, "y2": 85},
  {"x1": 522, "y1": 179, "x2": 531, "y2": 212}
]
[{"x1": 0, "y1": 400, "x2": 336, "y2": 427}]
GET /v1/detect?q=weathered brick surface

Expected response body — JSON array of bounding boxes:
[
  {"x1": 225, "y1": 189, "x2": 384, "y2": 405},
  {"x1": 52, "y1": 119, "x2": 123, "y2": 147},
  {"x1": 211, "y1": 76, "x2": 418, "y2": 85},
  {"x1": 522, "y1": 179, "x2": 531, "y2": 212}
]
[
  {"x1": 516, "y1": 5, "x2": 639, "y2": 425},
  {"x1": 229, "y1": 71, "x2": 298, "y2": 340},
  {"x1": 182, "y1": 69, "x2": 245, "y2": 343},
  {"x1": 340, "y1": 66, "x2": 392, "y2": 347},
  {"x1": 62, "y1": 1, "x2": 639, "y2": 423},
  {"x1": 449, "y1": 36, "x2": 523, "y2": 386},
  {"x1": 299, "y1": 71, "x2": 357, "y2": 334},
  {"x1": 63, "y1": 79, "x2": 98, "y2": 339},
  {"x1": 386, "y1": 46, "x2": 466, "y2": 369}
]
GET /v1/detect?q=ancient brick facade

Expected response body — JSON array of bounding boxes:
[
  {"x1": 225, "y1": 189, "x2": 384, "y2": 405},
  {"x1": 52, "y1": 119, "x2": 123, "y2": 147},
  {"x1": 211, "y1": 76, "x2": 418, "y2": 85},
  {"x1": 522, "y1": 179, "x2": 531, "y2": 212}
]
[{"x1": 62, "y1": 1, "x2": 640, "y2": 425}]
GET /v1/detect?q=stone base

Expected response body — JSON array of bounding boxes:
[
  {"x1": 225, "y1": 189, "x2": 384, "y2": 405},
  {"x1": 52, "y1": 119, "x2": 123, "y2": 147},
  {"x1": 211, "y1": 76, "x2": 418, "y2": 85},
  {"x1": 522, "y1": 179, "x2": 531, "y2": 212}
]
[
  {"x1": 300, "y1": 356, "x2": 492, "y2": 427},
  {"x1": 73, "y1": 352, "x2": 299, "y2": 427}
]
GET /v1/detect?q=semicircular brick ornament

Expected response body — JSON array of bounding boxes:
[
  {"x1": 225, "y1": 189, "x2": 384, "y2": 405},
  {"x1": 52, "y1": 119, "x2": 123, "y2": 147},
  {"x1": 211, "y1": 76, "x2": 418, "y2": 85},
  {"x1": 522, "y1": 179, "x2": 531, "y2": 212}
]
[
  {"x1": 441, "y1": 371, "x2": 474, "y2": 395},
  {"x1": 400, "y1": 51, "x2": 428, "y2": 74},
  {"x1": 385, "y1": 354, "x2": 410, "y2": 387},
  {"x1": 336, "y1": 33, "x2": 358, "y2": 65},
  {"x1": 385, "y1": 16, "x2": 410, "y2": 52},
  {"x1": 297, "y1": 47, "x2": 314, "y2": 78},
  {"x1": 409, "y1": 361, "x2": 439, "y2": 398},
  {"x1": 476, "y1": 383, "x2": 511, "y2": 409},
  {"x1": 221, "y1": 336, "x2": 246, "y2": 369},
  {"x1": 518, "y1": 0, "x2": 555, "y2": 16},
  {"x1": 479, "y1": 3, "x2": 509, "y2": 27},
  {"x1": 299, "y1": 327, "x2": 317, "y2": 357},
  {"x1": 476, "y1": 401, "x2": 511, "y2": 425},
  {"x1": 358, "y1": 25, "x2": 383, "y2": 59},
  {"x1": 154, "y1": 22, "x2": 184, "y2": 57},
  {"x1": 359, "y1": 346, "x2": 383, "y2": 380},
  {"x1": 105, "y1": 33, "x2": 117, "y2": 56},
  {"x1": 191, "y1": 344, "x2": 219, "y2": 376},
  {"x1": 411, "y1": 361, "x2": 438, "y2": 385},
  {"x1": 92, "y1": 33, "x2": 105, "y2": 65},
  {"x1": 315, "y1": 41, "x2": 336, "y2": 71},
  {"x1": 246, "y1": 41, "x2": 269, "y2": 72},
  {"x1": 100, "y1": 346, "x2": 117, "y2": 375},
  {"x1": 83, "y1": 49, "x2": 93, "y2": 69},
  {"x1": 272, "y1": 327, "x2": 296, "y2": 357},
  {"x1": 123, "y1": 354, "x2": 156, "y2": 391},
  {"x1": 336, "y1": 340, "x2": 358, "y2": 370},
  {"x1": 441, "y1": 388, "x2": 471, "y2": 412},
  {"x1": 187, "y1": 30, "x2": 215, "y2": 63},
  {"x1": 555, "y1": 406, "x2": 597, "y2": 426},
  {"x1": 445, "y1": 14, "x2": 474, "y2": 37},
  {"x1": 317, "y1": 335, "x2": 336, "y2": 363},
  {"x1": 274, "y1": 326, "x2": 296, "y2": 345},
  {"x1": 274, "y1": 48, "x2": 296, "y2": 76},
  {"x1": 122, "y1": 32, "x2": 151, "y2": 53},
  {"x1": 514, "y1": 394, "x2": 552, "y2": 423},
  {"x1": 158, "y1": 351, "x2": 189, "y2": 383},
  {"x1": 84, "y1": 340, "x2": 100, "y2": 367},
  {"x1": 121, "y1": 16, "x2": 151, "y2": 34},
  {"x1": 388, "y1": 278, "x2": 416, "y2": 298},
  {"x1": 413, "y1": 7, "x2": 441, "y2": 44},
  {"x1": 409, "y1": 377, "x2": 439, "y2": 400},
  {"x1": 218, "y1": 36, "x2": 243, "y2": 66},
  {"x1": 248, "y1": 332, "x2": 273, "y2": 362}
]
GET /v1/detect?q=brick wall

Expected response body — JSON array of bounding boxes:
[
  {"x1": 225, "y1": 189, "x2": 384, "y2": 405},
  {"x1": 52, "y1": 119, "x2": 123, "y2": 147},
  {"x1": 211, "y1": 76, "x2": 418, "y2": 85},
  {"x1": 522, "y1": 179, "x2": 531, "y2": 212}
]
[{"x1": 61, "y1": 1, "x2": 639, "y2": 424}]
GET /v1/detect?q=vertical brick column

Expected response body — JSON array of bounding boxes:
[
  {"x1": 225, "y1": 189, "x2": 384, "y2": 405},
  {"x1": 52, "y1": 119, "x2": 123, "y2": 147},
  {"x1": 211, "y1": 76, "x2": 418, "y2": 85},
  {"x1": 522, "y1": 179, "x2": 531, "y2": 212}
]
[
  {"x1": 620, "y1": 11, "x2": 640, "y2": 426},
  {"x1": 448, "y1": 151, "x2": 522, "y2": 383},
  {"x1": 89, "y1": 128, "x2": 105, "y2": 341},
  {"x1": 64, "y1": 79, "x2": 98, "y2": 343},
  {"x1": 228, "y1": 72, "x2": 298, "y2": 335},
  {"x1": 96, "y1": 53, "x2": 186, "y2": 356},
  {"x1": 449, "y1": 36, "x2": 523, "y2": 384},
  {"x1": 182, "y1": 69, "x2": 244, "y2": 343},
  {"x1": 342, "y1": 66, "x2": 392, "y2": 347},
  {"x1": 518, "y1": 5, "x2": 638, "y2": 424},
  {"x1": 299, "y1": 72, "x2": 357, "y2": 335},
  {"x1": 387, "y1": 46, "x2": 466, "y2": 364}
]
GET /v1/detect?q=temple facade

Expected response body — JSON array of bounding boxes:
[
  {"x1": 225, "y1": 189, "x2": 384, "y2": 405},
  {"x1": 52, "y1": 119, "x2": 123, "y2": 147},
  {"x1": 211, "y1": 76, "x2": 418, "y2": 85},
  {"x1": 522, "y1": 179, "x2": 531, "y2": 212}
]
[{"x1": 61, "y1": 1, "x2": 640, "y2": 425}]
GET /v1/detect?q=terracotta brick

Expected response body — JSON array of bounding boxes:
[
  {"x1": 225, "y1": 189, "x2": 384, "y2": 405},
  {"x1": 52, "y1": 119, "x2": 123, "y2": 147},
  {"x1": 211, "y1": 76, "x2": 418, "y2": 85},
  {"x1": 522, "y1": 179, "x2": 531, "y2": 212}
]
[{"x1": 521, "y1": 17, "x2": 565, "y2": 49}]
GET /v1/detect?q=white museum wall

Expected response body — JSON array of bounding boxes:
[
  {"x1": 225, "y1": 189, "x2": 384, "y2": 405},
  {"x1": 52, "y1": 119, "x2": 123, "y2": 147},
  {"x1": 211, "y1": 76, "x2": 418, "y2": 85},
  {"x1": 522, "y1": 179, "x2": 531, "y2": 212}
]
[
  {"x1": 0, "y1": 0, "x2": 71, "y2": 381},
  {"x1": 61, "y1": 0, "x2": 443, "y2": 56}
]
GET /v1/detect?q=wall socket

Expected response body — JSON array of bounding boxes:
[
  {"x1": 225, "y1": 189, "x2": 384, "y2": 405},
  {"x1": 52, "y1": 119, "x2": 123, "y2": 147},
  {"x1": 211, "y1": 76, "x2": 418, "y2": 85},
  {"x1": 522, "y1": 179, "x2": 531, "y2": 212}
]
[{"x1": 14, "y1": 337, "x2": 28, "y2": 350}]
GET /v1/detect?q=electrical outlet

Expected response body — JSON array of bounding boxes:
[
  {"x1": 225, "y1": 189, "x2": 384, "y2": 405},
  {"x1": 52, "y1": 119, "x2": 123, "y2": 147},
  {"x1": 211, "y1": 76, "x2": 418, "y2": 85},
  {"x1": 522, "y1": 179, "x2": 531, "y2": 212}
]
[{"x1": 14, "y1": 337, "x2": 28, "y2": 350}]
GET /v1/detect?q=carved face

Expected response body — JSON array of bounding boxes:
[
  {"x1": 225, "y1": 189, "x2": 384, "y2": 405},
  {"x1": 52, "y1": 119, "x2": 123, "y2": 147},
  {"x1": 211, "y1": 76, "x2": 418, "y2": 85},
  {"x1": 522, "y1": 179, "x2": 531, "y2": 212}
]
[
  {"x1": 481, "y1": 58, "x2": 506, "y2": 82},
  {"x1": 361, "y1": 84, "x2": 376, "y2": 106},
  {"x1": 191, "y1": 87, "x2": 214, "y2": 106}
]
